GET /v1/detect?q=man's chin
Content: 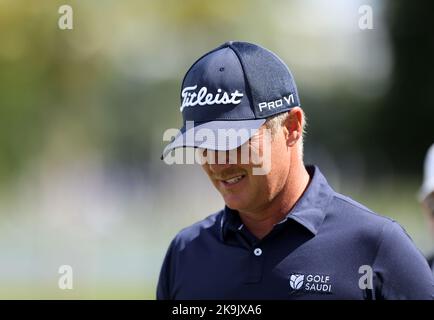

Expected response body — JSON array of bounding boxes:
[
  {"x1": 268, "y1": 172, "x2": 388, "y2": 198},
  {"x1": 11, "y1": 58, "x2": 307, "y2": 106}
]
[{"x1": 223, "y1": 198, "x2": 250, "y2": 212}]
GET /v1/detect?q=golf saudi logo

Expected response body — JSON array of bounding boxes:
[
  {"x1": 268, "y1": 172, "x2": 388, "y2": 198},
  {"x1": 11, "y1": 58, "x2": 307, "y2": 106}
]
[
  {"x1": 289, "y1": 273, "x2": 332, "y2": 293},
  {"x1": 289, "y1": 274, "x2": 304, "y2": 290}
]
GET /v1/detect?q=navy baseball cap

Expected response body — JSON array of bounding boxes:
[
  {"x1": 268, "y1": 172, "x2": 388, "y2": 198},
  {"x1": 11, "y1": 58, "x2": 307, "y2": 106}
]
[{"x1": 161, "y1": 41, "x2": 301, "y2": 160}]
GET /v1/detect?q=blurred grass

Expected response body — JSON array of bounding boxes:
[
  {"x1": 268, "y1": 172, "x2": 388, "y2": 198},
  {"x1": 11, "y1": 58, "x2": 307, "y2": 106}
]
[{"x1": 0, "y1": 283, "x2": 155, "y2": 300}]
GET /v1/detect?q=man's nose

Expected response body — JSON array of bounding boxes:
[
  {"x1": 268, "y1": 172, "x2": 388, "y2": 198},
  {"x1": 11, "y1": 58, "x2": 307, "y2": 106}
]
[
  {"x1": 204, "y1": 150, "x2": 236, "y2": 171},
  {"x1": 208, "y1": 162, "x2": 233, "y2": 173}
]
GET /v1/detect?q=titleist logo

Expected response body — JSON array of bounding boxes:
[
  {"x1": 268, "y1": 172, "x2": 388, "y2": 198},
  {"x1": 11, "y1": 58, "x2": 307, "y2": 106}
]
[{"x1": 180, "y1": 85, "x2": 243, "y2": 112}]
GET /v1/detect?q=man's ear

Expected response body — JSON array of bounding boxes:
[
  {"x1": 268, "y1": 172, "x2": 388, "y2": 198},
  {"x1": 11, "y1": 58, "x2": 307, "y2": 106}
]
[{"x1": 284, "y1": 107, "x2": 303, "y2": 147}]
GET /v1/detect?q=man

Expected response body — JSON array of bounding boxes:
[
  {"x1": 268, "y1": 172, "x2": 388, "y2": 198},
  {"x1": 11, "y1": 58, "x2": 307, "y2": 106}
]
[
  {"x1": 420, "y1": 144, "x2": 434, "y2": 273},
  {"x1": 158, "y1": 41, "x2": 434, "y2": 299}
]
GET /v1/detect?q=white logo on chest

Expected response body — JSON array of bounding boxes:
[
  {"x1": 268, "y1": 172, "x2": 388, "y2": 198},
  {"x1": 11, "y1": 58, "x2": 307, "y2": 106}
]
[
  {"x1": 289, "y1": 274, "x2": 304, "y2": 290},
  {"x1": 180, "y1": 85, "x2": 243, "y2": 112},
  {"x1": 289, "y1": 273, "x2": 332, "y2": 293}
]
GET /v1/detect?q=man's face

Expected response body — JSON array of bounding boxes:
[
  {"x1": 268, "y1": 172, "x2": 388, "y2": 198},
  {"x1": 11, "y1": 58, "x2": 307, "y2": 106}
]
[{"x1": 201, "y1": 125, "x2": 292, "y2": 213}]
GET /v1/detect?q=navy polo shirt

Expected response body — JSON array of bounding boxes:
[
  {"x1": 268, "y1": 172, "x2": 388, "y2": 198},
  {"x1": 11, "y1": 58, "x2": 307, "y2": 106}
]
[{"x1": 157, "y1": 166, "x2": 434, "y2": 299}]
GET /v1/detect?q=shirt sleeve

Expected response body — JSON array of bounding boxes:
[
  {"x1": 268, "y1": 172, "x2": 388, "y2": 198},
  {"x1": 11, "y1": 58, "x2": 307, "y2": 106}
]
[
  {"x1": 372, "y1": 220, "x2": 434, "y2": 300},
  {"x1": 156, "y1": 238, "x2": 177, "y2": 300}
]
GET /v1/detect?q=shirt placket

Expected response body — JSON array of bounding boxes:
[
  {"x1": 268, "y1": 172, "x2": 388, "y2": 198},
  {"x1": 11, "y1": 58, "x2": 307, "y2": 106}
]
[{"x1": 235, "y1": 228, "x2": 266, "y2": 284}]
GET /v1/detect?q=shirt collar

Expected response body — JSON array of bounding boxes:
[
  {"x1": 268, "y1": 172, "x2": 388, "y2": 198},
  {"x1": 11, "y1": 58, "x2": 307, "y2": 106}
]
[{"x1": 220, "y1": 165, "x2": 334, "y2": 242}]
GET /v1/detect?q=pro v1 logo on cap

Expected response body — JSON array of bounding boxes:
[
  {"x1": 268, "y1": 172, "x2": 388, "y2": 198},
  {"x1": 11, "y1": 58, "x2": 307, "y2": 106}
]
[{"x1": 257, "y1": 93, "x2": 295, "y2": 114}]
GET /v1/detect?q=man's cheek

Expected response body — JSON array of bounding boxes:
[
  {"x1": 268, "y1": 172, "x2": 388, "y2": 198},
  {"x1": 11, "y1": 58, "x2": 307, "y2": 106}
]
[
  {"x1": 211, "y1": 179, "x2": 221, "y2": 190},
  {"x1": 250, "y1": 131, "x2": 272, "y2": 176},
  {"x1": 245, "y1": 176, "x2": 258, "y2": 193}
]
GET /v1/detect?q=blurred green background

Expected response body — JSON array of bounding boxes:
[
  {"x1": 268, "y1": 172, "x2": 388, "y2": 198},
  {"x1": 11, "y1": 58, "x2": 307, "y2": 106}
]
[{"x1": 0, "y1": 0, "x2": 433, "y2": 299}]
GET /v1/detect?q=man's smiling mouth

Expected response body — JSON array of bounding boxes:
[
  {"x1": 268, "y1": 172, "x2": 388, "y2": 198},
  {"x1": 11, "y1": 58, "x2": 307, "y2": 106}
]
[{"x1": 220, "y1": 174, "x2": 246, "y2": 186}]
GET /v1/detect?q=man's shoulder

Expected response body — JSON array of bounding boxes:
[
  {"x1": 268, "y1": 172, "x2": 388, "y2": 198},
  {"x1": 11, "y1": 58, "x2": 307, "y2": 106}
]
[
  {"x1": 327, "y1": 191, "x2": 400, "y2": 238},
  {"x1": 327, "y1": 192, "x2": 422, "y2": 262},
  {"x1": 170, "y1": 210, "x2": 224, "y2": 249},
  {"x1": 330, "y1": 191, "x2": 394, "y2": 224},
  {"x1": 427, "y1": 253, "x2": 434, "y2": 270}
]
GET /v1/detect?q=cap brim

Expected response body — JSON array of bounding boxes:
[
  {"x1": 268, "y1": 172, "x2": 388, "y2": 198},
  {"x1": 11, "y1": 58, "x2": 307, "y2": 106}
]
[{"x1": 161, "y1": 119, "x2": 266, "y2": 160}]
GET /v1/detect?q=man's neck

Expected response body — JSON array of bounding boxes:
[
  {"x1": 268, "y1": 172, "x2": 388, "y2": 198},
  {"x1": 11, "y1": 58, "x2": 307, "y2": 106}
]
[{"x1": 238, "y1": 163, "x2": 311, "y2": 240}]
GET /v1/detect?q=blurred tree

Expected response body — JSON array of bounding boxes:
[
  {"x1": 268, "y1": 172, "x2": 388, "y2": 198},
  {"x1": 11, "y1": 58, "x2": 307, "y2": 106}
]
[{"x1": 373, "y1": 0, "x2": 434, "y2": 174}]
